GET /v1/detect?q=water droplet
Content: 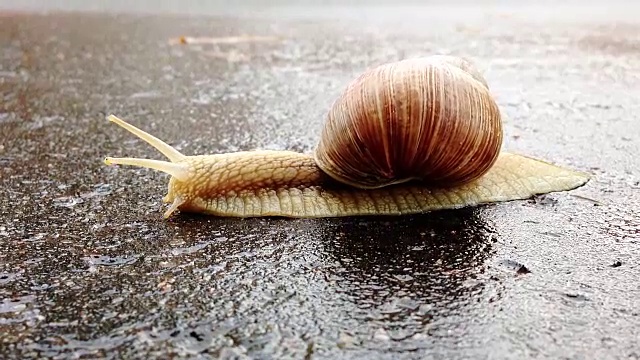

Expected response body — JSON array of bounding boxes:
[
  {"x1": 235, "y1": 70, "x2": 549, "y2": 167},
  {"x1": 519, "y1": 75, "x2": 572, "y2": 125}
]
[
  {"x1": 84, "y1": 254, "x2": 140, "y2": 266},
  {"x1": 53, "y1": 196, "x2": 84, "y2": 208}
]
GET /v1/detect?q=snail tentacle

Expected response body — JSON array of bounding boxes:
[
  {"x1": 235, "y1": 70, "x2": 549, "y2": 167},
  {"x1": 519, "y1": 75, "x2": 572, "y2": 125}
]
[
  {"x1": 103, "y1": 114, "x2": 192, "y2": 182},
  {"x1": 107, "y1": 115, "x2": 185, "y2": 162},
  {"x1": 164, "y1": 195, "x2": 186, "y2": 219},
  {"x1": 104, "y1": 156, "x2": 191, "y2": 182}
]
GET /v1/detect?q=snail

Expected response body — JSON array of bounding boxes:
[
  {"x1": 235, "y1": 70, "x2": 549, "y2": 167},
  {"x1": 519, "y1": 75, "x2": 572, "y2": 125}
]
[{"x1": 103, "y1": 55, "x2": 590, "y2": 219}]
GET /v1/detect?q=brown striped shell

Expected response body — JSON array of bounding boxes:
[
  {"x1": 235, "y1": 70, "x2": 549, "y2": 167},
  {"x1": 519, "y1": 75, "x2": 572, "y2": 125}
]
[{"x1": 313, "y1": 55, "x2": 503, "y2": 189}]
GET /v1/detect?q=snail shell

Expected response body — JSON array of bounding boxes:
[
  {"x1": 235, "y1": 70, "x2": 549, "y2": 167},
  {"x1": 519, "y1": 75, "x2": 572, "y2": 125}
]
[{"x1": 315, "y1": 55, "x2": 502, "y2": 189}]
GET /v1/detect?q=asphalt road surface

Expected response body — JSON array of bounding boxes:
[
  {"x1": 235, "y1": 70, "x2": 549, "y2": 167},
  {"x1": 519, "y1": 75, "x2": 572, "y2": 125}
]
[{"x1": 1, "y1": 1, "x2": 639, "y2": 359}]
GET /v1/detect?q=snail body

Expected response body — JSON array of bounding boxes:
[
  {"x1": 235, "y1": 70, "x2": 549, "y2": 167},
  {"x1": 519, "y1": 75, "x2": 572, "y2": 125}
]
[{"x1": 103, "y1": 55, "x2": 589, "y2": 218}]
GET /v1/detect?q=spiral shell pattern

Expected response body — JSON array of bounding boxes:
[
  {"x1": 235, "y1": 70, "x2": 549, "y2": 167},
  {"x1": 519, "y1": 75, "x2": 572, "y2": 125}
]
[{"x1": 314, "y1": 55, "x2": 503, "y2": 189}]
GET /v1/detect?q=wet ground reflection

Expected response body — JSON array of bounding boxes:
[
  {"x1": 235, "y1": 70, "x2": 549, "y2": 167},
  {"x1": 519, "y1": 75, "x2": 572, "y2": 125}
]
[
  {"x1": 320, "y1": 211, "x2": 495, "y2": 298},
  {"x1": 313, "y1": 211, "x2": 497, "y2": 348}
]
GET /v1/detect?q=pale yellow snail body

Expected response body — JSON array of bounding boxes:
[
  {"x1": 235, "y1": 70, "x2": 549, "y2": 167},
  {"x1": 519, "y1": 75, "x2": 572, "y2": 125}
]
[{"x1": 104, "y1": 55, "x2": 590, "y2": 218}]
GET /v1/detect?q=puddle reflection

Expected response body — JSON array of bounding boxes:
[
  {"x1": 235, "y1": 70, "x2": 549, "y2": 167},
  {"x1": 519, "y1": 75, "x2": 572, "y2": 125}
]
[{"x1": 313, "y1": 210, "x2": 497, "y2": 334}]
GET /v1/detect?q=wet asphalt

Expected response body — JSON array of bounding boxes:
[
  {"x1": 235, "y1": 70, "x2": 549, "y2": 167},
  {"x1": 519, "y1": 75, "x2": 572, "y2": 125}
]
[{"x1": 0, "y1": 2, "x2": 639, "y2": 359}]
